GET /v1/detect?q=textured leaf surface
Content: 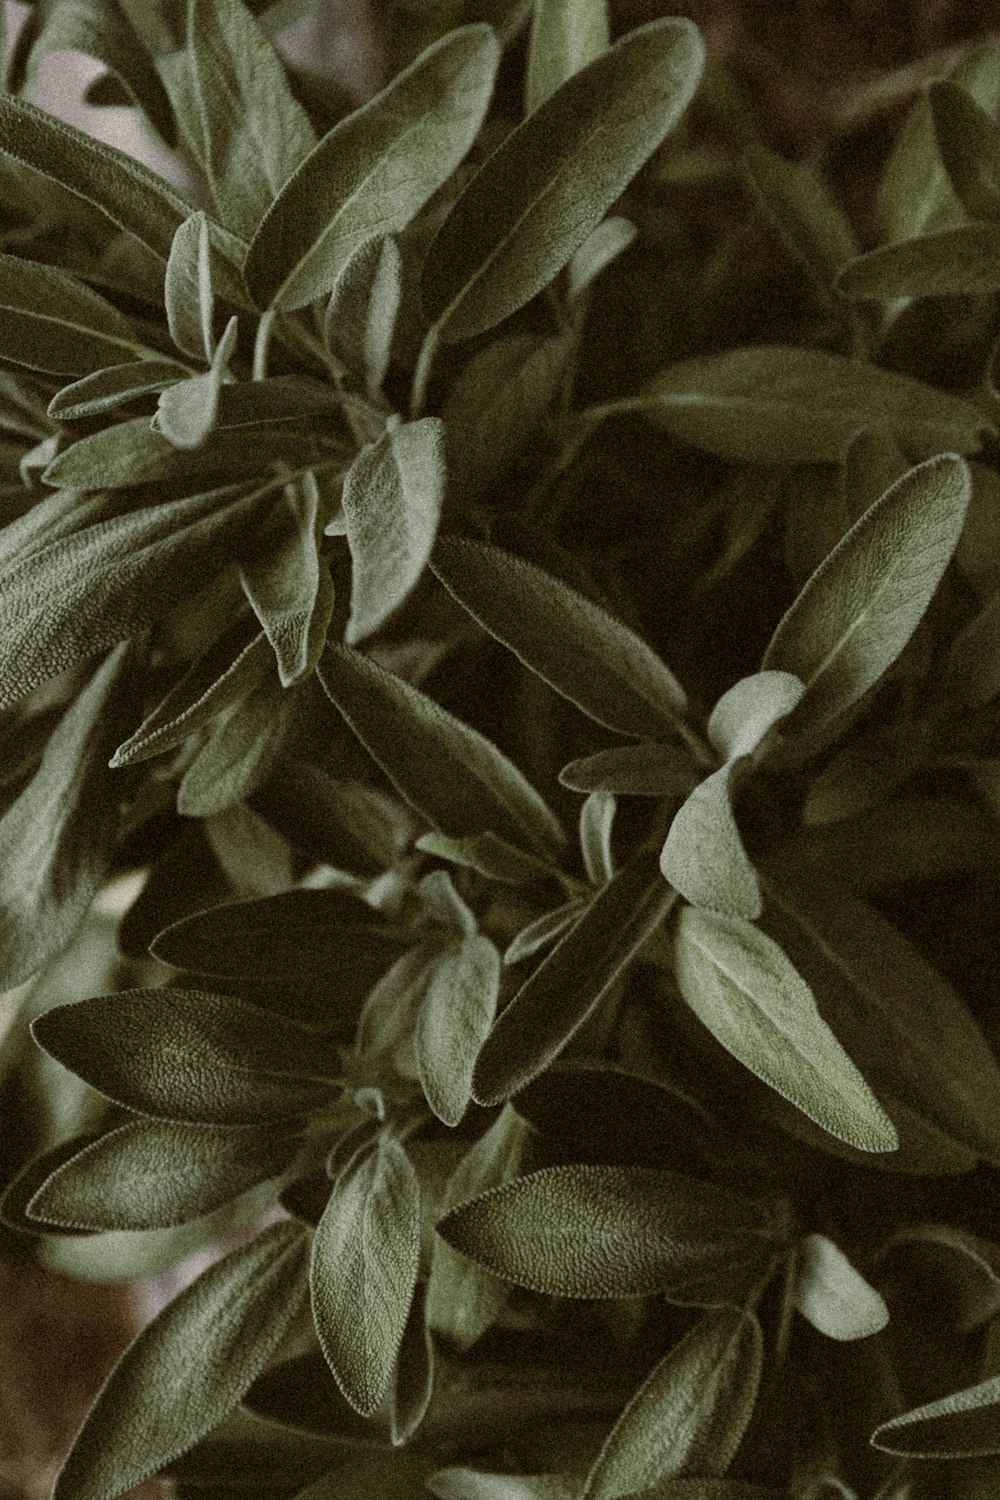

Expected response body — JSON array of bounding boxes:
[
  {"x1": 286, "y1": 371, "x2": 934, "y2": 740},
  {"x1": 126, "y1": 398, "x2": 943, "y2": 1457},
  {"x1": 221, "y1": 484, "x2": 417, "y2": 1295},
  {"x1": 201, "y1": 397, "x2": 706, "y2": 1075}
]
[
  {"x1": 872, "y1": 1375, "x2": 1000, "y2": 1458},
  {"x1": 792, "y1": 1233, "x2": 889, "y2": 1341},
  {"x1": 525, "y1": 0, "x2": 608, "y2": 113},
  {"x1": 416, "y1": 934, "x2": 501, "y2": 1125},
  {"x1": 240, "y1": 471, "x2": 333, "y2": 684},
  {"x1": 48, "y1": 359, "x2": 188, "y2": 420},
  {"x1": 0, "y1": 250, "x2": 143, "y2": 375},
  {"x1": 661, "y1": 763, "x2": 760, "y2": 920},
  {"x1": 835, "y1": 224, "x2": 1000, "y2": 299}
]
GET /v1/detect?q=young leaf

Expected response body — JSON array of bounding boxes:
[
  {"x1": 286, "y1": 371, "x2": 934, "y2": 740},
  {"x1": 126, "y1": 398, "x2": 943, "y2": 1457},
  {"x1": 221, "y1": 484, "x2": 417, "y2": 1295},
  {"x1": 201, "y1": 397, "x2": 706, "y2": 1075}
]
[
  {"x1": 51, "y1": 1221, "x2": 308, "y2": 1500},
  {"x1": 325, "y1": 234, "x2": 403, "y2": 395},
  {"x1": 25, "y1": 1118, "x2": 298, "y2": 1232},
  {"x1": 48, "y1": 359, "x2": 190, "y2": 421},
  {"x1": 559, "y1": 742, "x2": 696, "y2": 797},
  {"x1": 835, "y1": 223, "x2": 1000, "y2": 300},
  {"x1": 431, "y1": 536, "x2": 688, "y2": 737},
  {"x1": 472, "y1": 846, "x2": 676, "y2": 1105},
  {"x1": 342, "y1": 417, "x2": 445, "y2": 644},
  {"x1": 165, "y1": 210, "x2": 217, "y2": 363},
  {"x1": 792, "y1": 1234, "x2": 889, "y2": 1342},
  {"x1": 660, "y1": 763, "x2": 761, "y2": 920},
  {"x1": 422, "y1": 17, "x2": 705, "y2": 341},
  {"x1": 244, "y1": 26, "x2": 500, "y2": 311},
  {"x1": 188, "y1": 0, "x2": 316, "y2": 239},
  {"x1": 415, "y1": 933, "x2": 501, "y2": 1126},
  {"x1": 930, "y1": 79, "x2": 1000, "y2": 222},
  {"x1": 437, "y1": 1163, "x2": 782, "y2": 1299},
  {"x1": 742, "y1": 145, "x2": 858, "y2": 292},
  {"x1": 175, "y1": 673, "x2": 293, "y2": 817},
  {"x1": 155, "y1": 314, "x2": 238, "y2": 448},
  {"x1": 872, "y1": 1375, "x2": 1000, "y2": 1458},
  {"x1": 240, "y1": 471, "x2": 334, "y2": 684},
  {"x1": 318, "y1": 644, "x2": 565, "y2": 858},
  {"x1": 32, "y1": 988, "x2": 337, "y2": 1125},
  {"x1": 0, "y1": 250, "x2": 146, "y2": 375},
  {"x1": 673, "y1": 906, "x2": 898, "y2": 1153},
  {"x1": 525, "y1": 0, "x2": 609, "y2": 115},
  {"x1": 762, "y1": 454, "x2": 971, "y2": 741},
  {"x1": 579, "y1": 790, "x2": 615, "y2": 886},
  {"x1": 581, "y1": 1306, "x2": 763, "y2": 1497},
  {"x1": 639, "y1": 348, "x2": 989, "y2": 461},
  {"x1": 310, "y1": 1133, "x2": 421, "y2": 1416}
]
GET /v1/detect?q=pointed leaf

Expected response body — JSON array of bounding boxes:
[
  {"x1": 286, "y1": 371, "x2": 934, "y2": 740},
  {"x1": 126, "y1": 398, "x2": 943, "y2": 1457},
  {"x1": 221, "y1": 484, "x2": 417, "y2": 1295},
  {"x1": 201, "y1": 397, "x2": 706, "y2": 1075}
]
[
  {"x1": 415, "y1": 830, "x2": 556, "y2": 885},
  {"x1": 416, "y1": 934, "x2": 501, "y2": 1126},
  {"x1": 835, "y1": 224, "x2": 1000, "y2": 300},
  {"x1": 165, "y1": 209, "x2": 217, "y2": 362},
  {"x1": 793, "y1": 1233, "x2": 888, "y2": 1341},
  {"x1": 559, "y1": 742, "x2": 696, "y2": 797},
  {"x1": 49, "y1": 359, "x2": 189, "y2": 421},
  {"x1": 525, "y1": 0, "x2": 608, "y2": 114},
  {"x1": 872, "y1": 1375, "x2": 1000, "y2": 1458},
  {"x1": 155, "y1": 314, "x2": 238, "y2": 448},
  {"x1": 579, "y1": 789, "x2": 616, "y2": 886},
  {"x1": 389, "y1": 1277, "x2": 435, "y2": 1446},
  {"x1": 707, "y1": 671, "x2": 805, "y2": 761},
  {"x1": 0, "y1": 250, "x2": 145, "y2": 375},
  {"x1": 175, "y1": 673, "x2": 293, "y2": 816},
  {"x1": 930, "y1": 79, "x2": 1000, "y2": 222},
  {"x1": 661, "y1": 764, "x2": 761, "y2": 920},
  {"x1": 240, "y1": 471, "x2": 334, "y2": 684},
  {"x1": 325, "y1": 234, "x2": 403, "y2": 395}
]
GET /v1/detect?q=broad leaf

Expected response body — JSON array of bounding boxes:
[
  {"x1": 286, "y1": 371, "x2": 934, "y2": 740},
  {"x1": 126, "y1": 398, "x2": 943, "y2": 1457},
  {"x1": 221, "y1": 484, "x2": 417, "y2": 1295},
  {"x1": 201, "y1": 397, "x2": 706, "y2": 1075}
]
[
  {"x1": 48, "y1": 359, "x2": 189, "y2": 421},
  {"x1": 706, "y1": 671, "x2": 806, "y2": 761},
  {"x1": 835, "y1": 224, "x2": 1000, "y2": 300},
  {"x1": 581, "y1": 1306, "x2": 763, "y2": 1497},
  {"x1": 325, "y1": 234, "x2": 403, "y2": 395},
  {"x1": 318, "y1": 644, "x2": 565, "y2": 858},
  {"x1": 525, "y1": 0, "x2": 609, "y2": 114},
  {"x1": 415, "y1": 934, "x2": 501, "y2": 1125},
  {"x1": 792, "y1": 1233, "x2": 888, "y2": 1341},
  {"x1": 244, "y1": 26, "x2": 500, "y2": 310},
  {"x1": 240, "y1": 470, "x2": 334, "y2": 684},
  {"x1": 432, "y1": 536, "x2": 688, "y2": 737},
  {"x1": 51, "y1": 1222, "x2": 308, "y2": 1500},
  {"x1": 567, "y1": 215, "x2": 636, "y2": 301},
  {"x1": 155, "y1": 314, "x2": 238, "y2": 448},
  {"x1": 872, "y1": 1375, "x2": 1000, "y2": 1458},
  {"x1": 930, "y1": 79, "x2": 1000, "y2": 223},
  {"x1": 164, "y1": 210, "x2": 217, "y2": 363},
  {"x1": 673, "y1": 907, "x2": 898, "y2": 1153},
  {"x1": 175, "y1": 673, "x2": 292, "y2": 816},
  {"x1": 422, "y1": 17, "x2": 705, "y2": 340},
  {"x1": 310, "y1": 1134, "x2": 421, "y2": 1416},
  {"x1": 661, "y1": 764, "x2": 759, "y2": 920},
  {"x1": 0, "y1": 250, "x2": 145, "y2": 375}
]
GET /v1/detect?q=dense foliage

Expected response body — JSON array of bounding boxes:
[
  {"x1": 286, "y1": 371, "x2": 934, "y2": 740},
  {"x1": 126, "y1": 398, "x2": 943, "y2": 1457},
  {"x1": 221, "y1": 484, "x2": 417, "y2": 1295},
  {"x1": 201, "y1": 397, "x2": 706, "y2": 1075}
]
[{"x1": 5, "y1": 1, "x2": 1000, "y2": 1496}]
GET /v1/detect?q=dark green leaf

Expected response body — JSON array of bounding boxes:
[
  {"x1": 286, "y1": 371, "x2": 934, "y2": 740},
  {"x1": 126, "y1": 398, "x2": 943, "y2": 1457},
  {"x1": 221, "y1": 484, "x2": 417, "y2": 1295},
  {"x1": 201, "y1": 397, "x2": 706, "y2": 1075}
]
[
  {"x1": 567, "y1": 215, "x2": 636, "y2": 302},
  {"x1": 175, "y1": 672, "x2": 293, "y2": 816},
  {"x1": 51, "y1": 1221, "x2": 308, "y2": 1500},
  {"x1": 422, "y1": 18, "x2": 705, "y2": 341},
  {"x1": 48, "y1": 358, "x2": 189, "y2": 420},
  {"x1": 835, "y1": 223, "x2": 1000, "y2": 300},
  {"x1": 240, "y1": 470, "x2": 334, "y2": 684},
  {"x1": 792, "y1": 1233, "x2": 888, "y2": 1341},
  {"x1": 415, "y1": 829, "x2": 557, "y2": 884},
  {"x1": 164, "y1": 209, "x2": 217, "y2": 363},
  {"x1": 325, "y1": 234, "x2": 403, "y2": 395},
  {"x1": 525, "y1": 0, "x2": 608, "y2": 114},
  {"x1": 742, "y1": 145, "x2": 858, "y2": 291},
  {"x1": 0, "y1": 250, "x2": 146, "y2": 375},
  {"x1": 155, "y1": 313, "x2": 239, "y2": 448},
  {"x1": 244, "y1": 26, "x2": 500, "y2": 311},
  {"x1": 559, "y1": 742, "x2": 696, "y2": 797},
  {"x1": 389, "y1": 1277, "x2": 435, "y2": 1446},
  {"x1": 310, "y1": 1133, "x2": 421, "y2": 1416},
  {"x1": 931, "y1": 79, "x2": 1000, "y2": 222},
  {"x1": 318, "y1": 643, "x2": 565, "y2": 858},
  {"x1": 945, "y1": 586, "x2": 1000, "y2": 705},
  {"x1": 416, "y1": 934, "x2": 501, "y2": 1126},
  {"x1": 872, "y1": 1375, "x2": 1000, "y2": 1458}
]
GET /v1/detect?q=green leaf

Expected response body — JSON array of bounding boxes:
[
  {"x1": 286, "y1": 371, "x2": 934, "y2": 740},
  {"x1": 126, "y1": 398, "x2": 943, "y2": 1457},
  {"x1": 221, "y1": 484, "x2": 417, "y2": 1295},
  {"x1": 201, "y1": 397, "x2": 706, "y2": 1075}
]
[
  {"x1": 945, "y1": 586, "x2": 1000, "y2": 706},
  {"x1": 416, "y1": 933, "x2": 501, "y2": 1126},
  {"x1": 835, "y1": 223, "x2": 1000, "y2": 300},
  {"x1": 872, "y1": 1375, "x2": 1000, "y2": 1458},
  {"x1": 51, "y1": 1221, "x2": 308, "y2": 1500},
  {"x1": 310, "y1": 1133, "x2": 421, "y2": 1416},
  {"x1": 419, "y1": 868, "x2": 478, "y2": 935},
  {"x1": 473, "y1": 846, "x2": 675, "y2": 1104},
  {"x1": 25, "y1": 1117, "x2": 298, "y2": 1232},
  {"x1": 762, "y1": 453, "x2": 970, "y2": 741},
  {"x1": 639, "y1": 348, "x2": 989, "y2": 461},
  {"x1": 415, "y1": 829, "x2": 556, "y2": 884},
  {"x1": 176, "y1": 672, "x2": 293, "y2": 816},
  {"x1": 390, "y1": 1277, "x2": 435, "y2": 1446},
  {"x1": 325, "y1": 234, "x2": 403, "y2": 395},
  {"x1": 743, "y1": 145, "x2": 858, "y2": 291},
  {"x1": 155, "y1": 313, "x2": 239, "y2": 448},
  {"x1": 342, "y1": 417, "x2": 445, "y2": 644},
  {"x1": 422, "y1": 17, "x2": 705, "y2": 341},
  {"x1": 437, "y1": 1162, "x2": 783, "y2": 1299},
  {"x1": 581, "y1": 1306, "x2": 763, "y2": 1498},
  {"x1": 48, "y1": 358, "x2": 190, "y2": 420},
  {"x1": 559, "y1": 743, "x2": 696, "y2": 797},
  {"x1": 707, "y1": 670, "x2": 806, "y2": 762},
  {"x1": 579, "y1": 789, "x2": 615, "y2": 886},
  {"x1": 660, "y1": 763, "x2": 760, "y2": 920},
  {"x1": 318, "y1": 643, "x2": 565, "y2": 858},
  {"x1": 164, "y1": 209, "x2": 217, "y2": 363},
  {"x1": 673, "y1": 906, "x2": 898, "y2": 1153},
  {"x1": 792, "y1": 1233, "x2": 889, "y2": 1341},
  {"x1": 567, "y1": 215, "x2": 637, "y2": 301},
  {"x1": 240, "y1": 470, "x2": 334, "y2": 684},
  {"x1": 244, "y1": 25, "x2": 500, "y2": 311},
  {"x1": 432, "y1": 536, "x2": 688, "y2": 737},
  {"x1": 525, "y1": 0, "x2": 609, "y2": 114},
  {"x1": 931, "y1": 79, "x2": 1000, "y2": 221},
  {"x1": 0, "y1": 250, "x2": 146, "y2": 375},
  {"x1": 429, "y1": 1472, "x2": 578, "y2": 1500},
  {"x1": 188, "y1": 0, "x2": 316, "y2": 239},
  {"x1": 32, "y1": 987, "x2": 337, "y2": 1125}
]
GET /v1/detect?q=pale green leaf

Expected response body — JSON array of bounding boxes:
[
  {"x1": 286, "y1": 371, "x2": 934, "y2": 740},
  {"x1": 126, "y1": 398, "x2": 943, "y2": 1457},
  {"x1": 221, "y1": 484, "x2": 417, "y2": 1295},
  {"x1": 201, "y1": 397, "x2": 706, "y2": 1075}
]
[
  {"x1": 793, "y1": 1233, "x2": 889, "y2": 1341},
  {"x1": 429, "y1": 1473, "x2": 577, "y2": 1500},
  {"x1": 835, "y1": 223, "x2": 1000, "y2": 300},
  {"x1": 673, "y1": 906, "x2": 898, "y2": 1153},
  {"x1": 342, "y1": 417, "x2": 445, "y2": 644},
  {"x1": 423, "y1": 17, "x2": 705, "y2": 341},
  {"x1": 525, "y1": 0, "x2": 609, "y2": 114},
  {"x1": 325, "y1": 234, "x2": 403, "y2": 395},
  {"x1": 707, "y1": 671, "x2": 806, "y2": 762},
  {"x1": 872, "y1": 1375, "x2": 1000, "y2": 1458},
  {"x1": 244, "y1": 26, "x2": 500, "y2": 311},
  {"x1": 660, "y1": 764, "x2": 760, "y2": 920},
  {"x1": 51, "y1": 1221, "x2": 308, "y2": 1500},
  {"x1": 579, "y1": 789, "x2": 615, "y2": 886},
  {"x1": 49, "y1": 359, "x2": 189, "y2": 421},
  {"x1": 931, "y1": 79, "x2": 1000, "y2": 221},
  {"x1": 742, "y1": 145, "x2": 858, "y2": 291},
  {"x1": 310, "y1": 1133, "x2": 420, "y2": 1416},
  {"x1": 581, "y1": 1306, "x2": 763, "y2": 1498},
  {"x1": 432, "y1": 536, "x2": 688, "y2": 737},
  {"x1": 559, "y1": 742, "x2": 696, "y2": 797},
  {"x1": 416, "y1": 933, "x2": 501, "y2": 1125},
  {"x1": 164, "y1": 209, "x2": 217, "y2": 363},
  {"x1": 567, "y1": 216, "x2": 637, "y2": 301},
  {"x1": 176, "y1": 673, "x2": 293, "y2": 816},
  {"x1": 318, "y1": 643, "x2": 566, "y2": 858},
  {"x1": 155, "y1": 313, "x2": 238, "y2": 448},
  {"x1": 240, "y1": 470, "x2": 334, "y2": 684},
  {"x1": 0, "y1": 250, "x2": 144, "y2": 375}
]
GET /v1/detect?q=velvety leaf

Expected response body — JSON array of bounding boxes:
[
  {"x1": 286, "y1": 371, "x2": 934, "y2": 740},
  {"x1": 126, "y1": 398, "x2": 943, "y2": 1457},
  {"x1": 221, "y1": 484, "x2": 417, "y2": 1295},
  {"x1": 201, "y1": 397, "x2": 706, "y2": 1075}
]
[
  {"x1": 742, "y1": 145, "x2": 858, "y2": 291},
  {"x1": 525, "y1": 0, "x2": 608, "y2": 114},
  {"x1": 25, "y1": 1117, "x2": 298, "y2": 1231},
  {"x1": 706, "y1": 671, "x2": 805, "y2": 761},
  {"x1": 792, "y1": 1233, "x2": 888, "y2": 1341},
  {"x1": 389, "y1": 1277, "x2": 435, "y2": 1446},
  {"x1": 567, "y1": 215, "x2": 637, "y2": 301},
  {"x1": 252, "y1": 760, "x2": 410, "y2": 876},
  {"x1": 660, "y1": 764, "x2": 760, "y2": 920},
  {"x1": 872, "y1": 1375, "x2": 1000, "y2": 1458},
  {"x1": 415, "y1": 830, "x2": 556, "y2": 884},
  {"x1": 310, "y1": 1133, "x2": 421, "y2": 1416},
  {"x1": 879, "y1": 1223, "x2": 1000, "y2": 1335},
  {"x1": 48, "y1": 358, "x2": 189, "y2": 420},
  {"x1": 835, "y1": 223, "x2": 1000, "y2": 299},
  {"x1": 422, "y1": 18, "x2": 705, "y2": 341},
  {"x1": 472, "y1": 846, "x2": 676, "y2": 1104},
  {"x1": 419, "y1": 868, "x2": 478, "y2": 935},
  {"x1": 559, "y1": 742, "x2": 696, "y2": 797},
  {"x1": 581, "y1": 1306, "x2": 763, "y2": 1497},
  {"x1": 325, "y1": 234, "x2": 403, "y2": 394},
  {"x1": 673, "y1": 906, "x2": 898, "y2": 1153},
  {"x1": 32, "y1": 987, "x2": 338, "y2": 1125},
  {"x1": 640, "y1": 348, "x2": 989, "y2": 461},
  {"x1": 579, "y1": 790, "x2": 616, "y2": 886},
  {"x1": 429, "y1": 1473, "x2": 577, "y2": 1500},
  {"x1": 342, "y1": 416, "x2": 445, "y2": 644},
  {"x1": 0, "y1": 250, "x2": 145, "y2": 375},
  {"x1": 930, "y1": 79, "x2": 1000, "y2": 222},
  {"x1": 762, "y1": 453, "x2": 971, "y2": 740},
  {"x1": 155, "y1": 314, "x2": 239, "y2": 448},
  {"x1": 318, "y1": 644, "x2": 565, "y2": 858},
  {"x1": 416, "y1": 933, "x2": 501, "y2": 1125},
  {"x1": 437, "y1": 1162, "x2": 783, "y2": 1299},
  {"x1": 175, "y1": 672, "x2": 293, "y2": 816},
  {"x1": 244, "y1": 26, "x2": 500, "y2": 310},
  {"x1": 51, "y1": 1221, "x2": 308, "y2": 1500},
  {"x1": 432, "y1": 536, "x2": 688, "y2": 737},
  {"x1": 189, "y1": 0, "x2": 316, "y2": 239},
  {"x1": 164, "y1": 209, "x2": 217, "y2": 363},
  {"x1": 240, "y1": 470, "x2": 334, "y2": 684}
]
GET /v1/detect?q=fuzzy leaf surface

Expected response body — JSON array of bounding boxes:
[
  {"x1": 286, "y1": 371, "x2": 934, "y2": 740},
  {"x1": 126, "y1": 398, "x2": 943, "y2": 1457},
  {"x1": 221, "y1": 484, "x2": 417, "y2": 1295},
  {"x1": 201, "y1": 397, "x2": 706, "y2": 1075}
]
[
  {"x1": 872, "y1": 1376, "x2": 1000, "y2": 1458},
  {"x1": 525, "y1": 0, "x2": 608, "y2": 113},
  {"x1": 836, "y1": 224, "x2": 1000, "y2": 299},
  {"x1": 792, "y1": 1233, "x2": 889, "y2": 1341},
  {"x1": 48, "y1": 359, "x2": 188, "y2": 421},
  {"x1": 0, "y1": 250, "x2": 143, "y2": 375},
  {"x1": 416, "y1": 934, "x2": 501, "y2": 1125}
]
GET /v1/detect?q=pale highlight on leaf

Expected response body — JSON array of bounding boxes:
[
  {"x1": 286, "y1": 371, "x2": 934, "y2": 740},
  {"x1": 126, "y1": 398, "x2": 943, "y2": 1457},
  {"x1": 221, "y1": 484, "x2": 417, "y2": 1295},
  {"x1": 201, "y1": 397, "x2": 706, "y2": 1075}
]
[
  {"x1": 165, "y1": 210, "x2": 216, "y2": 363},
  {"x1": 415, "y1": 934, "x2": 501, "y2": 1125},
  {"x1": 660, "y1": 764, "x2": 761, "y2": 920},
  {"x1": 525, "y1": 0, "x2": 609, "y2": 114},
  {"x1": 872, "y1": 1374, "x2": 1000, "y2": 1458},
  {"x1": 793, "y1": 1233, "x2": 889, "y2": 1341}
]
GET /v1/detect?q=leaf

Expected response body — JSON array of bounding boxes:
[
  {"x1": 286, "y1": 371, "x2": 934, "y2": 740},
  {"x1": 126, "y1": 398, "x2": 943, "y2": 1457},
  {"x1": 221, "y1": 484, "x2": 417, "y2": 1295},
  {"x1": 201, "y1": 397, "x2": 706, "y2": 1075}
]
[
  {"x1": 310, "y1": 1133, "x2": 421, "y2": 1416},
  {"x1": 422, "y1": 17, "x2": 705, "y2": 341},
  {"x1": 792, "y1": 1233, "x2": 889, "y2": 1341},
  {"x1": 835, "y1": 223, "x2": 1000, "y2": 300},
  {"x1": 706, "y1": 671, "x2": 806, "y2": 762},
  {"x1": 51, "y1": 1221, "x2": 308, "y2": 1500},
  {"x1": 325, "y1": 234, "x2": 403, "y2": 395},
  {"x1": 415, "y1": 933, "x2": 501, "y2": 1126},
  {"x1": 390, "y1": 1278, "x2": 435, "y2": 1446},
  {"x1": 473, "y1": 846, "x2": 676, "y2": 1105},
  {"x1": 240, "y1": 471, "x2": 334, "y2": 684},
  {"x1": 661, "y1": 763, "x2": 760, "y2": 920},
  {"x1": 342, "y1": 417, "x2": 445, "y2": 644},
  {"x1": 581, "y1": 1306, "x2": 763, "y2": 1498},
  {"x1": 164, "y1": 209, "x2": 217, "y2": 363},
  {"x1": 432, "y1": 536, "x2": 688, "y2": 737},
  {"x1": 525, "y1": 0, "x2": 609, "y2": 114},
  {"x1": 188, "y1": 0, "x2": 316, "y2": 239},
  {"x1": 673, "y1": 907, "x2": 898, "y2": 1153},
  {"x1": 567, "y1": 216, "x2": 637, "y2": 301},
  {"x1": 25, "y1": 1118, "x2": 298, "y2": 1232},
  {"x1": 762, "y1": 453, "x2": 971, "y2": 741},
  {"x1": 416, "y1": 830, "x2": 557, "y2": 884},
  {"x1": 931, "y1": 79, "x2": 1000, "y2": 221},
  {"x1": 419, "y1": 869, "x2": 478, "y2": 935},
  {"x1": 0, "y1": 250, "x2": 146, "y2": 375},
  {"x1": 639, "y1": 347, "x2": 989, "y2": 462},
  {"x1": 244, "y1": 25, "x2": 500, "y2": 311},
  {"x1": 437, "y1": 1162, "x2": 783, "y2": 1299},
  {"x1": 318, "y1": 644, "x2": 565, "y2": 858},
  {"x1": 872, "y1": 1375, "x2": 1000, "y2": 1458},
  {"x1": 559, "y1": 742, "x2": 696, "y2": 797},
  {"x1": 155, "y1": 314, "x2": 239, "y2": 448},
  {"x1": 175, "y1": 673, "x2": 293, "y2": 816},
  {"x1": 48, "y1": 359, "x2": 190, "y2": 421},
  {"x1": 429, "y1": 1472, "x2": 578, "y2": 1500},
  {"x1": 742, "y1": 145, "x2": 858, "y2": 291},
  {"x1": 32, "y1": 987, "x2": 338, "y2": 1125},
  {"x1": 579, "y1": 790, "x2": 616, "y2": 886}
]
